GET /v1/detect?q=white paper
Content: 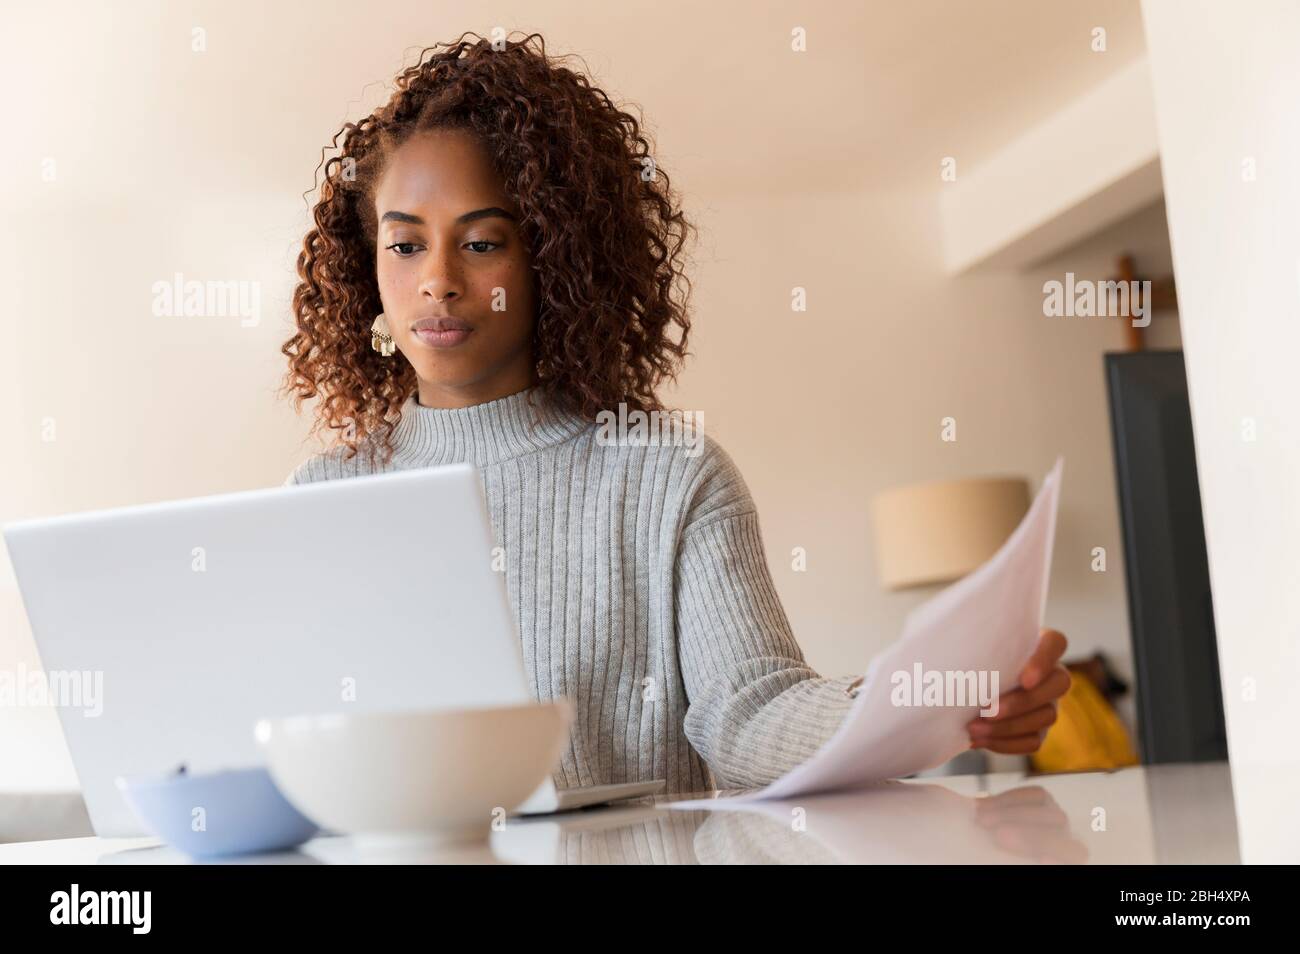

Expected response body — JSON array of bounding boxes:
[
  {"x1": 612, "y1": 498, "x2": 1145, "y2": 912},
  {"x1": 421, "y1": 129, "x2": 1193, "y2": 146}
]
[{"x1": 669, "y1": 456, "x2": 1063, "y2": 810}]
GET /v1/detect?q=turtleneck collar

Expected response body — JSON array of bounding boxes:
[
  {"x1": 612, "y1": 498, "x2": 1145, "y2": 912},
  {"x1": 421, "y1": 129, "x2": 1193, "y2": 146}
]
[{"x1": 389, "y1": 385, "x2": 592, "y2": 467}]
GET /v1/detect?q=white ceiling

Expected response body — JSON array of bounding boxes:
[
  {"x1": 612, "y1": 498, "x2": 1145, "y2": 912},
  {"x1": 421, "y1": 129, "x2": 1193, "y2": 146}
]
[{"x1": 5, "y1": 0, "x2": 1148, "y2": 199}]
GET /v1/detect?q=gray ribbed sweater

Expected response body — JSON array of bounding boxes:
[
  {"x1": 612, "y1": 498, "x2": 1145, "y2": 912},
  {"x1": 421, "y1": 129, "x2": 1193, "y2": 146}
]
[{"x1": 283, "y1": 386, "x2": 857, "y2": 793}]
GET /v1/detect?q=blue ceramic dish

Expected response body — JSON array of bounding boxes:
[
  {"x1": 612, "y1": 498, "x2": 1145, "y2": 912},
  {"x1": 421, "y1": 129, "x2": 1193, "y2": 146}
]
[{"x1": 115, "y1": 765, "x2": 319, "y2": 858}]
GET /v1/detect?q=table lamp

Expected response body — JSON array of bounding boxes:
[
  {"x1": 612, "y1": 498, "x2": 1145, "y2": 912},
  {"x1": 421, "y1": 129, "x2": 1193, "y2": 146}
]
[{"x1": 870, "y1": 476, "x2": 1031, "y2": 590}]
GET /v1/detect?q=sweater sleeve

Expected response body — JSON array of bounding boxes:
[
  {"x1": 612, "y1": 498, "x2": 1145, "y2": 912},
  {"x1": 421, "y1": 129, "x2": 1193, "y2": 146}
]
[{"x1": 674, "y1": 439, "x2": 860, "y2": 790}]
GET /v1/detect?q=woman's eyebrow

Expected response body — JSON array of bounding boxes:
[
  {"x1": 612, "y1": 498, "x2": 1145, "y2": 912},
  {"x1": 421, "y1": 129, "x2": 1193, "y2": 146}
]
[{"x1": 379, "y1": 207, "x2": 516, "y2": 226}]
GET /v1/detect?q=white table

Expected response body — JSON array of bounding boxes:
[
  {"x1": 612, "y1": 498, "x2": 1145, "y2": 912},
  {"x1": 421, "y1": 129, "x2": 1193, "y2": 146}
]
[{"x1": 0, "y1": 761, "x2": 1247, "y2": 864}]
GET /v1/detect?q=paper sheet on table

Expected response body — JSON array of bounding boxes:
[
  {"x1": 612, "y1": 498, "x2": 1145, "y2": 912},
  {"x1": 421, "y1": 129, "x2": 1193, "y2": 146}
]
[{"x1": 668, "y1": 456, "x2": 1063, "y2": 810}]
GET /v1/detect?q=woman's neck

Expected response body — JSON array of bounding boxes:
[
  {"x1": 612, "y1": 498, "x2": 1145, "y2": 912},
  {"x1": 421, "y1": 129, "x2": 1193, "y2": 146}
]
[
  {"x1": 415, "y1": 363, "x2": 541, "y2": 410},
  {"x1": 390, "y1": 381, "x2": 588, "y2": 467}
]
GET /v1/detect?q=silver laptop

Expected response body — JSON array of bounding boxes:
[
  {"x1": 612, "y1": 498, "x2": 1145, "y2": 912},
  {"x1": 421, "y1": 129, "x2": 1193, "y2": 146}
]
[{"x1": 2, "y1": 464, "x2": 662, "y2": 836}]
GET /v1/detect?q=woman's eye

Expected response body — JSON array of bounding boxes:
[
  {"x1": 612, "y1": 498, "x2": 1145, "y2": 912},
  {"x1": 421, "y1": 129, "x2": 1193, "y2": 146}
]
[{"x1": 385, "y1": 241, "x2": 497, "y2": 256}]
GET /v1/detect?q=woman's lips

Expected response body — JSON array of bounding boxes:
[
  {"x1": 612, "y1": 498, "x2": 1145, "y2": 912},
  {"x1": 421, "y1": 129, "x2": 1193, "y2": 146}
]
[{"x1": 413, "y1": 327, "x2": 473, "y2": 348}]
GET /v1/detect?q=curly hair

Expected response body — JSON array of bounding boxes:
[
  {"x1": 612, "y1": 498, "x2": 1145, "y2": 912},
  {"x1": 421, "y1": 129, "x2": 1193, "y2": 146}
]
[{"x1": 279, "y1": 31, "x2": 696, "y2": 466}]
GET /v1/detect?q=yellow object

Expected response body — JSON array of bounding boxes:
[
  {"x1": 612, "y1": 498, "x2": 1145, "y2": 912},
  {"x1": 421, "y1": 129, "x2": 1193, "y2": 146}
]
[{"x1": 1031, "y1": 673, "x2": 1140, "y2": 773}]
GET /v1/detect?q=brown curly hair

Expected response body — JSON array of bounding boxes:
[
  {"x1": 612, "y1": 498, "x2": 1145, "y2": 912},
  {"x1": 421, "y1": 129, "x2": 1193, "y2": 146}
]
[{"x1": 279, "y1": 31, "x2": 696, "y2": 466}]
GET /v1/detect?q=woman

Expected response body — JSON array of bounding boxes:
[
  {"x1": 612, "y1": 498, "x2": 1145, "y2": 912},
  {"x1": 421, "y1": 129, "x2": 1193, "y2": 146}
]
[{"x1": 280, "y1": 33, "x2": 1071, "y2": 794}]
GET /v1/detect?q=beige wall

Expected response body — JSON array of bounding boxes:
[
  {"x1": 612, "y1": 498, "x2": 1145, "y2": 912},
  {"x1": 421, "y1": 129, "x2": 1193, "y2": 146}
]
[
  {"x1": 672, "y1": 190, "x2": 1177, "y2": 711},
  {"x1": 1143, "y1": 0, "x2": 1300, "y2": 863},
  {"x1": 1, "y1": 1, "x2": 1159, "y2": 788}
]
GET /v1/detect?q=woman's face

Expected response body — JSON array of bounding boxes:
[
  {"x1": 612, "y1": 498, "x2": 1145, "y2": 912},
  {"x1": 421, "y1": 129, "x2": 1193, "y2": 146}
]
[{"x1": 373, "y1": 128, "x2": 537, "y2": 407}]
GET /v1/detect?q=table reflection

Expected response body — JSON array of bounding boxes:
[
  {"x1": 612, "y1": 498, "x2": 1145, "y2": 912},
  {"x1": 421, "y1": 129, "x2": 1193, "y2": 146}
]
[{"x1": 97, "y1": 778, "x2": 1092, "y2": 864}]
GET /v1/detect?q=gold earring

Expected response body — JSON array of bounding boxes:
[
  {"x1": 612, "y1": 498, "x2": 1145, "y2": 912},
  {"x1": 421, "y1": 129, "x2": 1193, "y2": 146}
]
[{"x1": 370, "y1": 312, "x2": 396, "y2": 357}]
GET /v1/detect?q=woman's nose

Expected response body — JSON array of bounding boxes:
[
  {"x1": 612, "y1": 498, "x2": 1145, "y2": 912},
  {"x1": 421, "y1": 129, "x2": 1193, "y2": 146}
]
[{"x1": 418, "y1": 241, "x2": 463, "y2": 302}]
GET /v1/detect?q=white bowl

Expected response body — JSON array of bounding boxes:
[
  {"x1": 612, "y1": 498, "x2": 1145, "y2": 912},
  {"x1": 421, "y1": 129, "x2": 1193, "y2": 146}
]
[{"x1": 254, "y1": 700, "x2": 573, "y2": 845}]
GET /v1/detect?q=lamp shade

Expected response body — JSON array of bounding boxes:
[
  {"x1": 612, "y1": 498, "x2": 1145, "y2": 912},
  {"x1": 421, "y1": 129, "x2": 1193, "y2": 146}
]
[{"x1": 870, "y1": 476, "x2": 1031, "y2": 590}]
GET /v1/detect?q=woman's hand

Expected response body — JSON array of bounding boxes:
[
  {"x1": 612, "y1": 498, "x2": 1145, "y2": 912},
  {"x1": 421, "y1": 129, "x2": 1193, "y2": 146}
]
[{"x1": 966, "y1": 629, "x2": 1071, "y2": 755}]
